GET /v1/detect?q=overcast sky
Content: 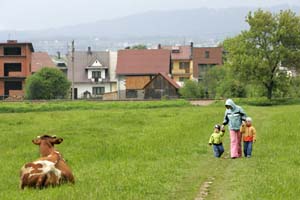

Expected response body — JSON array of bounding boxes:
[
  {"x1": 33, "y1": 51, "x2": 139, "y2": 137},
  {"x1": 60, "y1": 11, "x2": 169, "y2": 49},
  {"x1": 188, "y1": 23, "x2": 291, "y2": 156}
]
[{"x1": 0, "y1": 0, "x2": 299, "y2": 30}]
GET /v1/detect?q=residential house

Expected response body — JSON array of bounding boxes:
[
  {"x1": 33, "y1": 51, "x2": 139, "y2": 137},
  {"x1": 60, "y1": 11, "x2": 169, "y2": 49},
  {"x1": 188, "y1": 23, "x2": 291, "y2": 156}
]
[
  {"x1": 160, "y1": 43, "x2": 193, "y2": 86},
  {"x1": 0, "y1": 40, "x2": 34, "y2": 99},
  {"x1": 193, "y1": 47, "x2": 223, "y2": 81},
  {"x1": 144, "y1": 73, "x2": 180, "y2": 99},
  {"x1": 67, "y1": 47, "x2": 117, "y2": 99},
  {"x1": 116, "y1": 49, "x2": 171, "y2": 99}
]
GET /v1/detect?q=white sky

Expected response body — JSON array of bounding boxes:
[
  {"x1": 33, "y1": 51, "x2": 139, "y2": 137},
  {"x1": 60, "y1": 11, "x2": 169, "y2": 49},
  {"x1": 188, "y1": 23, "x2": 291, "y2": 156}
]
[{"x1": 0, "y1": 0, "x2": 299, "y2": 30}]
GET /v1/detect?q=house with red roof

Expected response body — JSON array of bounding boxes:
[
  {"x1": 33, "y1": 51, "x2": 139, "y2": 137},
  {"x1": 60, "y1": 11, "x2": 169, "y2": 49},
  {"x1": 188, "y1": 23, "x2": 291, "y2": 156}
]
[
  {"x1": 116, "y1": 49, "x2": 173, "y2": 99},
  {"x1": 160, "y1": 43, "x2": 194, "y2": 86}
]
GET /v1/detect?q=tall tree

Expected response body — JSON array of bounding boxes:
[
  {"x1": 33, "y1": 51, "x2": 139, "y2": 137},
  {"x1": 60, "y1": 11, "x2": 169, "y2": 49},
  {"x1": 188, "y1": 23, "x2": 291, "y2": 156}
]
[{"x1": 223, "y1": 9, "x2": 300, "y2": 99}]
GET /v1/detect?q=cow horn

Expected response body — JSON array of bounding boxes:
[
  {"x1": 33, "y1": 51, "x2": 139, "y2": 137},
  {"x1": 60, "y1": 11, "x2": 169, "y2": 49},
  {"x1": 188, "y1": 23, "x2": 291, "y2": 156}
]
[{"x1": 52, "y1": 135, "x2": 57, "y2": 137}]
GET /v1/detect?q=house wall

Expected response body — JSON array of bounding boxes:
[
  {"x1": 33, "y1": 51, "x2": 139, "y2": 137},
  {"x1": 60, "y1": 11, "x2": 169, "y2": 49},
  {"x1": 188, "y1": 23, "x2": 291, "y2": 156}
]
[
  {"x1": 126, "y1": 76, "x2": 151, "y2": 89},
  {"x1": 109, "y1": 51, "x2": 117, "y2": 82},
  {"x1": 87, "y1": 69, "x2": 106, "y2": 80},
  {"x1": 0, "y1": 44, "x2": 32, "y2": 77},
  {"x1": 0, "y1": 81, "x2": 4, "y2": 96},
  {"x1": 75, "y1": 83, "x2": 114, "y2": 99},
  {"x1": 193, "y1": 47, "x2": 223, "y2": 79},
  {"x1": 171, "y1": 60, "x2": 193, "y2": 86}
]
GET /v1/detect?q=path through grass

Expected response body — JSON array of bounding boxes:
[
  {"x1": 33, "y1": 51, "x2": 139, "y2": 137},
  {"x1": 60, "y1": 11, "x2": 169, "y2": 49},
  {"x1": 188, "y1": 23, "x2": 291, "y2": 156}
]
[{"x1": 0, "y1": 101, "x2": 299, "y2": 199}]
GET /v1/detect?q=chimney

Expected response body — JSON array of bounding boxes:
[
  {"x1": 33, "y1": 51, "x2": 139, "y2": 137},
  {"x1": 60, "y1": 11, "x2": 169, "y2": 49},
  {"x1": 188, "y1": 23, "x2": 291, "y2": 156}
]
[
  {"x1": 190, "y1": 41, "x2": 193, "y2": 48},
  {"x1": 190, "y1": 41, "x2": 194, "y2": 59},
  {"x1": 57, "y1": 51, "x2": 61, "y2": 59},
  {"x1": 88, "y1": 46, "x2": 92, "y2": 55},
  {"x1": 158, "y1": 44, "x2": 161, "y2": 49}
]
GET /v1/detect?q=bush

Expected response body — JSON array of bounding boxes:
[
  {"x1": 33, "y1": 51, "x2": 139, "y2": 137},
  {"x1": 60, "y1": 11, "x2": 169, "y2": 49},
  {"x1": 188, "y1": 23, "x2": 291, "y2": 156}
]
[
  {"x1": 179, "y1": 80, "x2": 205, "y2": 99},
  {"x1": 25, "y1": 67, "x2": 71, "y2": 100}
]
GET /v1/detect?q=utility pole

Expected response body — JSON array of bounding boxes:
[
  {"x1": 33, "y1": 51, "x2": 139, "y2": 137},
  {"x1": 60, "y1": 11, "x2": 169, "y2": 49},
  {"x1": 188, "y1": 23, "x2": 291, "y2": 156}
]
[{"x1": 71, "y1": 40, "x2": 75, "y2": 100}]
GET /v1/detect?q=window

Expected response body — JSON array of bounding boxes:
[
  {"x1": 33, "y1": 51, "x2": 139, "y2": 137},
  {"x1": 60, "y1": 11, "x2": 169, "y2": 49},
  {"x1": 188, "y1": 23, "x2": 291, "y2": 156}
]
[
  {"x1": 4, "y1": 63, "x2": 22, "y2": 76},
  {"x1": 205, "y1": 51, "x2": 210, "y2": 58},
  {"x1": 92, "y1": 71, "x2": 101, "y2": 78},
  {"x1": 179, "y1": 62, "x2": 190, "y2": 73},
  {"x1": 126, "y1": 90, "x2": 138, "y2": 98},
  {"x1": 198, "y1": 64, "x2": 208, "y2": 81},
  {"x1": 198, "y1": 64, "x2": 216, "y2": 81},
  {"x1": 92, "y1": 87, "x2": 105, "y2": 95},
  {"x1": 4, "y1": 47, "x2": 21, "y2": 56}
]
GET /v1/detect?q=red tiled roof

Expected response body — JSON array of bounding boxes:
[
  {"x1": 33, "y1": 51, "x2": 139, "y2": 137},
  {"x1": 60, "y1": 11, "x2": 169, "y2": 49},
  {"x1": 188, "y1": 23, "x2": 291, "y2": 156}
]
[
  {"x1": 116, "y1": 49, "x2": 171, "y2": 75},
  {"x1": 31, "y1": 52, "x2": 56, "y2": 72},
  {"x1": 162, "y1": 46, "x2": 192, "y2": 60}
]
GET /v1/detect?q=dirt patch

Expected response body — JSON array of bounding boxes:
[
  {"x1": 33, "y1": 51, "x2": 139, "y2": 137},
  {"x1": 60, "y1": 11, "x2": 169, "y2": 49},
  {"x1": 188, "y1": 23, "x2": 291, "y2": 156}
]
[
  {"x1": 190, "y1": 100, "x2": 215, "y2": 106},
  {"x1": 194, "y1": 177, "x2": 215, "y2": 200}
]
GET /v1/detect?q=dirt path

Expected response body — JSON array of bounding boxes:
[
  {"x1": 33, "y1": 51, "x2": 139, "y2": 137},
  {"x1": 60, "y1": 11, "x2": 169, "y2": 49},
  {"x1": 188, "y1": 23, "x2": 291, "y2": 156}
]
[
  {"x1": 190, "y1": 100, "x2": 215, "y2": 106},
  {"x1": 194, "y1": 177, "x2": 215, "y2": 200}
]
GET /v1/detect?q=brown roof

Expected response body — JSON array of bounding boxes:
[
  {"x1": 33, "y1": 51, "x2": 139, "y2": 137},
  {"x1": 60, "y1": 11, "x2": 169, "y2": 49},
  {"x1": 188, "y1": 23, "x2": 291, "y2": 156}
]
[
  {"x1": 143, "y1": 73, "x2": 180, "y2": 89},
  {"x1": 31, "y1": 52, "x2": 56, "y2": 72},
  {"x1": 162, "y1": 46, "x2": 192, "y2": 60},
  {"x1": 116, "y1": 49, "x2": 171, "y2": 75}
]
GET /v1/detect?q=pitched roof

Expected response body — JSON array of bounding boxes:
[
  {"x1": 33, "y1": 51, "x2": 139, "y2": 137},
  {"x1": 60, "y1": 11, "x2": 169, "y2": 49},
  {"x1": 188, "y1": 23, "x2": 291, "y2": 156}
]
[
  {"x1": 31, "y1": 52, "x2": 56, "y2": 72},
  {"x1": 116, "y1": 49, "x2": 171, "y2": 75},
  {"x1": 161, "y1": 46, "x2": 192, "y2": 60},
  {"x1": 143, "y1": 73, "x2": 180, "y2": 89},
  {"x1": 67, "y1": 51, "x2": 110, "y2": 83}
]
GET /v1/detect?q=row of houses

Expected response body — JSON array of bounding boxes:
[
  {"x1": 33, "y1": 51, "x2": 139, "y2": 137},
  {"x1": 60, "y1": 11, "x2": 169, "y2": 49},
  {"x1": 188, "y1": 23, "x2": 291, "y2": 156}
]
[{"x1": 0, "y1": 40, "x2": 223, "y2": 100}]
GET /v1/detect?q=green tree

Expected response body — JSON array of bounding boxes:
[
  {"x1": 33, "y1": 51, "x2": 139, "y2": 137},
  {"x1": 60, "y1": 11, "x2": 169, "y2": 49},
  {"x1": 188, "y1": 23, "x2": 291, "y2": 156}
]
[
  {"x1": 125, "y1": 44, "x2": 147, "y2": 49},
  {"x1": 25, "y1": 67, "x2": 71, "y2": 100},
  {"x1": 179, "y1": 80, "x2": 205, "y2": 99},
  {"x1": 223, "y1": 9, "x2": 300, "y2": 99}
]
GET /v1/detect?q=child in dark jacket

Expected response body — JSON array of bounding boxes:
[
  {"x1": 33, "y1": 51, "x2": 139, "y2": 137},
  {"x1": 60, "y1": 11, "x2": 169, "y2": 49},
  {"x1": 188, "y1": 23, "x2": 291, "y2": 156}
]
[{"x1": 208, "y1": 124, "x2": 225, "y2": 158}]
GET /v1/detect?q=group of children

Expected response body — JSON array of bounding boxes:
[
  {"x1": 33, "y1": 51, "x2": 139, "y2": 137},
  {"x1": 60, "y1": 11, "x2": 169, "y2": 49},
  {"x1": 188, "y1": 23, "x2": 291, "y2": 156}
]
[{"x1": 208, "y1": 117, "x2": 256, "y2": 158}]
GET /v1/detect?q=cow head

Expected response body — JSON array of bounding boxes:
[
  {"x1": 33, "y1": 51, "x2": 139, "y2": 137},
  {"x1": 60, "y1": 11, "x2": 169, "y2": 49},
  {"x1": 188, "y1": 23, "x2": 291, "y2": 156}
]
[{"x1": 32, "y1": 135, "x2": 63, "y2": 157}]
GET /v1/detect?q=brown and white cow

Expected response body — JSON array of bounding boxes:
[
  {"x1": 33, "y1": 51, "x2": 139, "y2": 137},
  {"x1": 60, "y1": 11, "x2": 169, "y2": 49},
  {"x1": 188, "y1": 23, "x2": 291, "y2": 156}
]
[{"x1": 20, "y1": 135, "x2": 75, "y2": 189}]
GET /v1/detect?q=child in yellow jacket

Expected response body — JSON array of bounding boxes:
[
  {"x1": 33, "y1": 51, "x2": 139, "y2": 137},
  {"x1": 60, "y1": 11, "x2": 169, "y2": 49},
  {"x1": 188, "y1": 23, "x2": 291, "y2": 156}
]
[
  {"x1": 208, "y1": 124, "x2": 225, "y2": 158},
  {"x1": 240, "y1": 117, "x2": 256, "y2": 158}
]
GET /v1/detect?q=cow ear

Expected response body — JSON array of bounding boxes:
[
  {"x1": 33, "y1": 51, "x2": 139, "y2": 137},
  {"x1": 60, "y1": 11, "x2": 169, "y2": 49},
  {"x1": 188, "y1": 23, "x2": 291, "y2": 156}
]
[
  {"x1": 54, "y1": 138, "x2": 63, "y2": 144},
  {"x1": 32, "y1": 139, "x2": 41, "y2": 145}
]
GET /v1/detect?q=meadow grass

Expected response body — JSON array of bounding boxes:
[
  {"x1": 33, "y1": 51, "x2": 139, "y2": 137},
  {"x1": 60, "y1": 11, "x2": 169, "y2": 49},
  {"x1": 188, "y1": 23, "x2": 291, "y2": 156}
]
[{"x1": 0, "y1": 101, "x2": 299, "y2": 199}]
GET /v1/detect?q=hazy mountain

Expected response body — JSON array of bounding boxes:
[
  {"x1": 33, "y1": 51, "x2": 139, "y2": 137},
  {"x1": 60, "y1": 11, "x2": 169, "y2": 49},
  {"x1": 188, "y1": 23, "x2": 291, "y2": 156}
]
[
  {"x1": 1, "y1": 4, "x2": 299, "y2": 54},
  {"x1": 1, "y1": 4, "x2": 299, "y2": 41}
]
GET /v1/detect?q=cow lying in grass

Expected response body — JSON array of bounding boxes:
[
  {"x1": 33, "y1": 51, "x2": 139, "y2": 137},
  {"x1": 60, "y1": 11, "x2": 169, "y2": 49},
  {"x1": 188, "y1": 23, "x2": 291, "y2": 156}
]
[{"x1": 20, "y1": 135, "x2": 75, "y2": 189}]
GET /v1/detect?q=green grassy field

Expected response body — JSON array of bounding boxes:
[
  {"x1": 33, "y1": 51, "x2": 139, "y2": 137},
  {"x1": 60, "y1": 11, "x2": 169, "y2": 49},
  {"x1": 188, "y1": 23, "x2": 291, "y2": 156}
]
[{"x1": 0, "y1": 100, "x2": 299, "y2": 200}]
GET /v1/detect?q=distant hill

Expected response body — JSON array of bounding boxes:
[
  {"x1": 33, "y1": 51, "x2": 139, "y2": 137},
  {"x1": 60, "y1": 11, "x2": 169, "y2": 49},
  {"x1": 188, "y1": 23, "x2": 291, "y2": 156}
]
[{"x1": 1, "y1": 4, "x2": 299, "y2": 52}]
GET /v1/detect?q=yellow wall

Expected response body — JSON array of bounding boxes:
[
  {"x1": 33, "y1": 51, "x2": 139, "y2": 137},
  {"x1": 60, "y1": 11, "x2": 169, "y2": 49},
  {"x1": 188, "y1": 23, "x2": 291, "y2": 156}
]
[{"x1": 172, "y1": 60, "x2": 194, "y2": 80}]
